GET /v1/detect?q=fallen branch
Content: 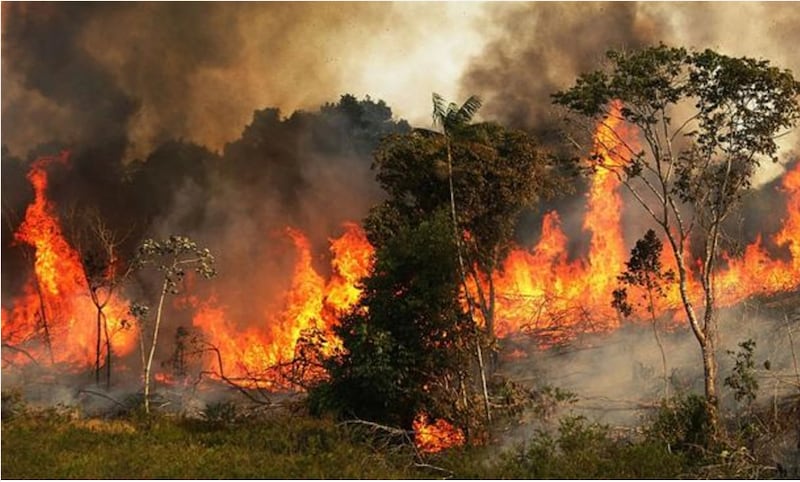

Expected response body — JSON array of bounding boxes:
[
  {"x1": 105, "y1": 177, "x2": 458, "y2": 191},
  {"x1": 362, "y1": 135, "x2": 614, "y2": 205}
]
[
  {"x1": 77, "y1": 388, "x2": 126, "y2": 408},
  {"x1": 414, "y1": 462, "x2": 455, "y2": 478},
  {"x1": 2, "y1": 342, "x2": 41, "y2": 366}
]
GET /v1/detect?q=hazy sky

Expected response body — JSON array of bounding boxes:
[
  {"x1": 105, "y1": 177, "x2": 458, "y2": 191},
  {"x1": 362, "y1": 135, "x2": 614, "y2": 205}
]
[{"x1": 3, "y1": 2, "x2": 798, "y2": 180}]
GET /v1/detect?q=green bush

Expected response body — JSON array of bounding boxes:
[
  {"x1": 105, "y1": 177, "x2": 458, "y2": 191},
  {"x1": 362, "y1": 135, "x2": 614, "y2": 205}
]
[
  {"x1": 489, "y1": 416, "x2": 686, "y2": 479},
  {"x1": 648, "y1": 394, "x2": 712, "y2": 454}
]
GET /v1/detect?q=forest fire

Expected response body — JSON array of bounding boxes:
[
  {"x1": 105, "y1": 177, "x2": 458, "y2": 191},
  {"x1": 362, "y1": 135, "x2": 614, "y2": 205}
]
[
  {"x1": 2, "y1": 105, "x2": 799, "y2": 396},
  {"x1": 412, "y1": 413, "x2": 466, "y2": 454},
  {"x1": 491, "y1": 103, "x2": 800, "y2": 344},
  {"x1": 189, "y1": 224, "x2": 374, "y2": 387},
  {"x1": 491, "y1": 102, "x2": 633, "y2": 340},
  {"x1": 1, "y1": 153, "x2": 137, "y2": 368}
]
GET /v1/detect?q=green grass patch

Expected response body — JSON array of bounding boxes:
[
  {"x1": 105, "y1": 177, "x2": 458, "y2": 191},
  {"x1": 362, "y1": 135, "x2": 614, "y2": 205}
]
[{"x1": 2, "y1": 409, "x2": 420, "y2": 479}]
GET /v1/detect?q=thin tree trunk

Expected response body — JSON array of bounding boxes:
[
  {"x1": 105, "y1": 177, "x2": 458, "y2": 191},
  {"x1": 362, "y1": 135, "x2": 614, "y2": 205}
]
[
  {"x1": 473, "y1": 325, "x2": 492, "y2": 424},
  {"x1": 647, "y1": 287, "x2": 669, "y2": 399},
  {"x1": 32, "y1": 277, "x2": 54, "y2": 364},
  {"x1": 144, "y1": 279, "x2": 169, "y2": 414},
  {"x1": 445, "y1": 138, "x2": 492, "y2": 425},
  {"x1": 103, "y1": 311, "x2": 112, "y2": 388},
  {"x1": 700, "y1": 217, "x2": 723, "y2": 438},
  {"x1": 95, "y1": 302, "x2": 102, "y2": 385}
]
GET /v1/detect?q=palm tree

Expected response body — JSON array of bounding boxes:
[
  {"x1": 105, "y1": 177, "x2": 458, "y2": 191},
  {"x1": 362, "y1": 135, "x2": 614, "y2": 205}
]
[
  {"x1": 430, "y1": 93, "x2": 482, "y2": 276},
  {"x1": 429, "y1": 93, "x2": 491, "y2": 423}
]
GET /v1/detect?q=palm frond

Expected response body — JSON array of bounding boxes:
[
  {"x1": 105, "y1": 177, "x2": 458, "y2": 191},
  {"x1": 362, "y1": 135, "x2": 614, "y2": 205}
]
[
  {"x1": 432, "y1": 92, "x2": 448, "y2": 126},
  {"x1": 456, "y1": 95, "x2": 482, "y2": 125},
  {"x1": 432, "y1": 92, "x2": 483, "y2": 133}
]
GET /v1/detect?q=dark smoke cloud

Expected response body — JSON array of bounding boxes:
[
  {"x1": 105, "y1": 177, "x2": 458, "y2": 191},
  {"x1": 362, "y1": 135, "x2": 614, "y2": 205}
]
[
  {"x1": 461, "y1": 2, "x2": 660, "y2": 145},
  {"x1": 461, "y1": 2, "x2": 800, "y2": 181},
  {"x1": 1, "y1": 2, "x2": 429, "y2": 161},
  {"x1": 2, "y1": 3, "x2": 136, "y2": 158}
]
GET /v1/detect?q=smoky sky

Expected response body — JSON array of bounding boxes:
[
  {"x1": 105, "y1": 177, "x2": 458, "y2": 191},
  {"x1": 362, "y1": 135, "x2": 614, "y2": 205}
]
[
  {"x1": 461, "y1": 2, "x2": 800, "y2": 181},
  {"x1": 3, "y1": 2, "x2": 799, "y2": 289},
  {"x1": 1, "y1": 2, "x2": 476, "y2": 161}
]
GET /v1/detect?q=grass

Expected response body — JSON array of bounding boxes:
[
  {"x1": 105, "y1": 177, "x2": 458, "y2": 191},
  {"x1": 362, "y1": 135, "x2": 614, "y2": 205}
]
[
  {"x1": 2, "y1": 396, "x2": 789, "y2": 479},
  {"x1": 1, "y1": 408, "x2": 421, "y2": 479}
]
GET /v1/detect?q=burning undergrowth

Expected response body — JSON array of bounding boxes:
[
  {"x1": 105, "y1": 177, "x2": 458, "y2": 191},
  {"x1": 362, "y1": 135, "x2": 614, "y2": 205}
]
[{"x1": 2, "y1": 92, "x2": 800, "y2": 456}]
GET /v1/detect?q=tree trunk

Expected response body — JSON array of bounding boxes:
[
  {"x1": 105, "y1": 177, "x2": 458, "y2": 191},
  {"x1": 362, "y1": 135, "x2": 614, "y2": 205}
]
[
  {"x1": 445, "y1": 137, "x2": 491, "y2": 425},
  {"x1": 103, "y1": 311, "x2": 112, "y2": 388},
  {"x1": 665, "y1": 232, "x2": 721, "y2": 434},
  {"x1": 647, "y1": 287, "x2": 669, "y2": 399},
  {"x1": 473, "y1": 325, "x2": 492, "y2": 424},
  {"x1": 702, "y1": 293, "x2": 721, "y2": 439},
  {"x1": 95, "y1": 305, "x2": 102, "y2": 385},
  {"x1": 33, "y1": 277, "x2": 54, "y2": 364},
  {"x1": 143, "y1": 280, "x2": 168, "y2": 414}
]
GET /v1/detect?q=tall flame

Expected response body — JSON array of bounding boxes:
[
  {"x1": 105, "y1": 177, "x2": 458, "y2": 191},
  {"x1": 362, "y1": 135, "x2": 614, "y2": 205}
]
[
  {"x1": 3, "y1": 105, "x2": 799, "y2": 397},
  {"x1": 190, "y1": 223, "x2": 374, "y2": 386},
  {"x1": 2, "y1": 154, "x2": 136, "y2": 368},
  {"x1": 493, "y1": 102, "x2": 636, "y2": 341}
]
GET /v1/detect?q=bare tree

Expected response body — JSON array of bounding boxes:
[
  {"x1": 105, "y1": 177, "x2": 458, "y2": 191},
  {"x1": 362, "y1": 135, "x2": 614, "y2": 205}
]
[{"x1": 69, "y1": 208, "x2": 134, "y2": 387}]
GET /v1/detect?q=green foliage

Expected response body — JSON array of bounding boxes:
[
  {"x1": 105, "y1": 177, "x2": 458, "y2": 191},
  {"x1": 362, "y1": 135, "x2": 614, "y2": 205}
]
[
  {"x1": 373, "y1": 118, "x2": 563, "y2": 286},
  {"x1": 724, "y1": 339, "x2": 759, "y2": 405},
  {"x1": 612, "y1": 229, "x2": 675, "y2": 317},
  {"x1": 554, "y1": 44, "x2": 800, "y2": 223},
  {"x1": 648, "y1": 394, "x2": 712, "y2": 454},
  {"x1": 311, "y1": 211, "x2": 474, "y2": 429},
  {"x1": 488, "y1": 416, "x2": 686, "y2": 479}
]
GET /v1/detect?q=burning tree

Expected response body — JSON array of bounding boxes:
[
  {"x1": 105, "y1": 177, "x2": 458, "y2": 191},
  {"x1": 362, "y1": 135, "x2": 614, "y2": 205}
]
[
  {"x1": 371, "y1": 95, "x2": 564, "y2": 343},
  {"x1": 131, "y1": 236, "x2": 216, "y2": 414},
  {"x1": 554, "y1": 45, "x2": 800, "y2": 437}
]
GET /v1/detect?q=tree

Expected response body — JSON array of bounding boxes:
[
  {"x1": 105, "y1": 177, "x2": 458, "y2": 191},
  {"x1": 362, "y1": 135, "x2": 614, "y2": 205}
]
[
  {"x1": 612, "y1": 229, "x2": 675, "y2": 399},
  {"x1": 374, "y1": 98, "x2": 563, "y2": 342},
  {"x1": 311, "y1": 211, "x2": 476, "y2": 432},
  {"x1": 554, "y1": 44, "x2": 800, "y2": 436},
  {"x1": 70, "y1": 208, "x2": 134, "y2": 388},
  {"x1": 373, "y1": 99, "x2": 563, "y2": 423},
  {"x1": 130, "y1": 235, "x2": 216, "y2": 414}
]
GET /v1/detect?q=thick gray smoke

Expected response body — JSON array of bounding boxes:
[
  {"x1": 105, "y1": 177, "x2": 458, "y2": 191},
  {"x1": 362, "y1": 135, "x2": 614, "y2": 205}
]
[
  {"x1": 461, "y1": 2, "x2": 800, "y2": 184},
  {"x1": 2, "y1": 2, "x2": 480, "y2": 161}
]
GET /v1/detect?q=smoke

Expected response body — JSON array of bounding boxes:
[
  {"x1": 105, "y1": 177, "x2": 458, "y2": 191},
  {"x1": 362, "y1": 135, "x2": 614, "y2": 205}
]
[
  {"x1": 461, "y1": 2, "x2": 800, "y2": 184},
  {"x1": 2, "y1": 2, "x2": 485, "y2": 161},
  {"x1": 498, "y1": 296, "x2": 800, "y2": 446}
]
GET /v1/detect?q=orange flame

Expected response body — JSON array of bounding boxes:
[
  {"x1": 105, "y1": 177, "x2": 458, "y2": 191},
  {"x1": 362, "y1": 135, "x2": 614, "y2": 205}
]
[
  {"x1": 190, "y1": 223, "x2": 374, "y2": 387},
  {"x1": 413, "y1": 412, "x2": 466, "y2": 453},
  {"x1": 493, "y1": 102, "x2": 800, "y2": 343},
  {"x1": 4, "y1": 105, "x2": 799, "y2": 396},
  {"x1": 492, "y1": 102, "x2": 636, "y2": 342},
  {"x1": 2, "y1": 154, "x2": 136, "y2": 368}
]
